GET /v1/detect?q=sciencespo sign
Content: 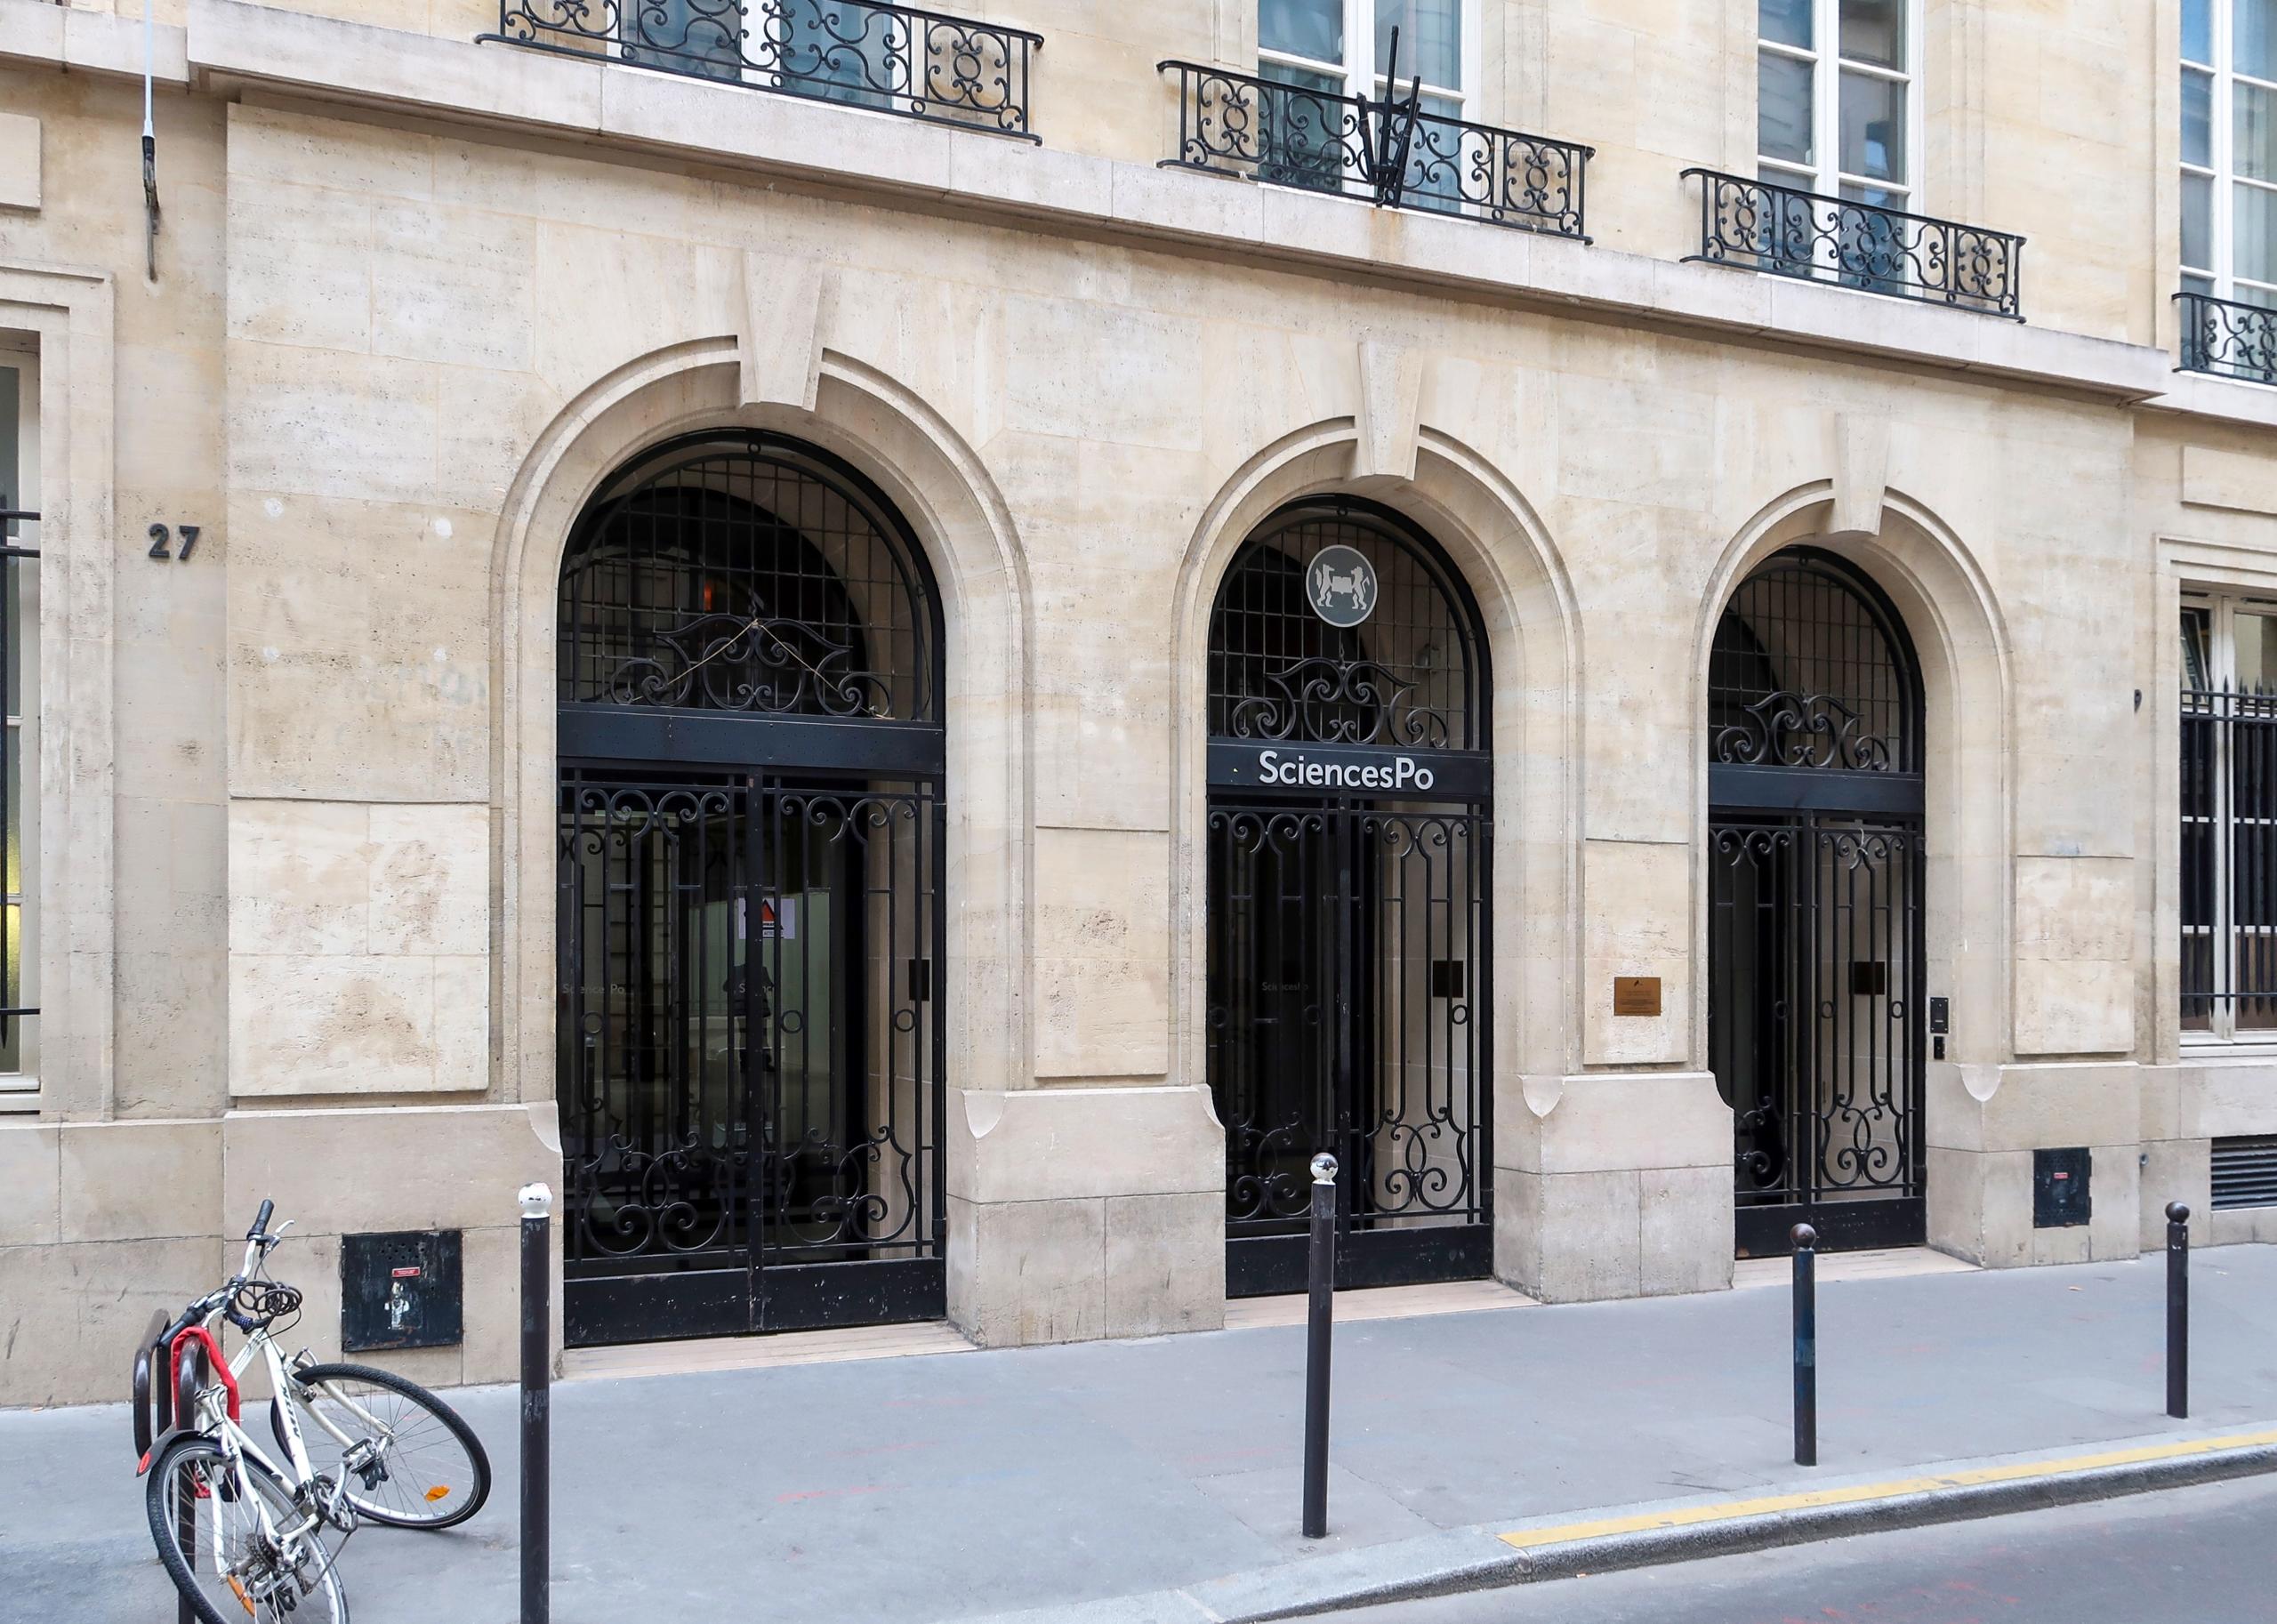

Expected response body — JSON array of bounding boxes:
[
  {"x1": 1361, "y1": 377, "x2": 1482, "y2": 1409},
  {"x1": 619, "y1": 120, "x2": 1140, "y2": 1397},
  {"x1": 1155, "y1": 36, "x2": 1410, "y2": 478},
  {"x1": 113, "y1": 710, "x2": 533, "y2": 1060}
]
[{"x1": 1206, "y1": 742, "x2": 1489, "y2": 800}]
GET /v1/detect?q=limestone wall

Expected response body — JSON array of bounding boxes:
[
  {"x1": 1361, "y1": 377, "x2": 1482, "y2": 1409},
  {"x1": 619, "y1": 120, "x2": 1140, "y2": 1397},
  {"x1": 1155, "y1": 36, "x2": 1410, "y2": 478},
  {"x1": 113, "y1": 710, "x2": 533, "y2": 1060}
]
[{"x1": 0, "y1": 0, "x2": 2272, "y2": 1403}]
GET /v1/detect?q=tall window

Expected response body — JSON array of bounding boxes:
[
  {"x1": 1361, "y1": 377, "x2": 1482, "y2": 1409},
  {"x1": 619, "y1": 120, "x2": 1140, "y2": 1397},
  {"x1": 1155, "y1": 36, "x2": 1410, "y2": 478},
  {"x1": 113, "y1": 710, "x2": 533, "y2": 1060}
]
[
  {"x1": 2182, "y1": 598, "x2": 2277, "y2": 1041},
  {"x1": 2183, "y1": 0, "x2": 2277, "y2": 308},
  {"x1": 1756, "y1": 0, "x2": 1919, "y2": 209},
  {"x1": 1259, "y1": 1, "x2": 1476, "y2": 122},
  {"x1": 0, "y1": 355, "x2": 38, "y2": 1093}
]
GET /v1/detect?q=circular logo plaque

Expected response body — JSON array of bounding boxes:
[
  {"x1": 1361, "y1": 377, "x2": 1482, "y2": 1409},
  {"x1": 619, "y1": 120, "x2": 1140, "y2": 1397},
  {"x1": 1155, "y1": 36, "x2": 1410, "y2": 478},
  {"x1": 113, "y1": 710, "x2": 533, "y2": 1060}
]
[{"x1": 1306, "y1": 544, "x2": 1379, "y2": 629}]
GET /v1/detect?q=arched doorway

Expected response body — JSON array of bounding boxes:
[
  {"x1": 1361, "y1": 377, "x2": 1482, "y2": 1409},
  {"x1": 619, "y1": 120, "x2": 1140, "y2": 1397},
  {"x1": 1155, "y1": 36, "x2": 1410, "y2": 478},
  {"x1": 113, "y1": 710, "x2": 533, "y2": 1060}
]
[
  {"x1": 1708, "y1": 548, "x2": 1926, "y2": 1257},
  {"x1": 1204, "y1": 497, "x2": 1493, "y2": 1294},
  {"x1": 555, "y1": 431, "x2": 946, "y2": 1345}
]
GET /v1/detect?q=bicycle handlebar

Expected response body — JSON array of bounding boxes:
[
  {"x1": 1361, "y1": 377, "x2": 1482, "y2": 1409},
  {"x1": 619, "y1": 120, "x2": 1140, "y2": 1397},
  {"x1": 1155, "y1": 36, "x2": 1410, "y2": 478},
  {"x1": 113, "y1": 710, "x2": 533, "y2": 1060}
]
[{"x1": 247, "y1": 1198, "x2": 274, "y2": 1241}]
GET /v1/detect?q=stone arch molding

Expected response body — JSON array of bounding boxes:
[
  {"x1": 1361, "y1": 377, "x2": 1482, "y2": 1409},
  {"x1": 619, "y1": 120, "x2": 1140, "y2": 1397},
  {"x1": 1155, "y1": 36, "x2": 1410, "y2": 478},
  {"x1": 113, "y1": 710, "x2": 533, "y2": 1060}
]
[
  {"x1": 1692, "y1": 479, "x2": 2016, "y2": 1064},
  {"x1": 1167, "y1": 415, "x2": 1584, "y2": 1100},
  {"x1": 492, "y1": 336, "x2": 1034, "y2": 1111}
]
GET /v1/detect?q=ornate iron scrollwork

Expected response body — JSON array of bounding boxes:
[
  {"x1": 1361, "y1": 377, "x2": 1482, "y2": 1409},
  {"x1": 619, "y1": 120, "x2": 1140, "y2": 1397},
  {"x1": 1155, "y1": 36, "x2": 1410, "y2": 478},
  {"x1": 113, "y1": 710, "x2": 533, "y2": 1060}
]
[
  {"x1": 2176, "y1": 290, "x2": 2277, "y2": 387},
  {"x1": 1155, "y1": 60, "x2": 1591, "y2": 239},
  {"x1": 1712, "y1": 689, "x2": 1895, "y2": 772},
  {"x1": 1223, "y1": 656, "x2": 1453, "y2": 749},
  {"x1": 1684, "y1": 168, "x2": 2024, "y2": 320},
  {"x1": 603, "y1": 610, "x2": 893, "y2": 717},
  {"x1": 482, "y1": 0, "x2": 1044, "y2": 140}
]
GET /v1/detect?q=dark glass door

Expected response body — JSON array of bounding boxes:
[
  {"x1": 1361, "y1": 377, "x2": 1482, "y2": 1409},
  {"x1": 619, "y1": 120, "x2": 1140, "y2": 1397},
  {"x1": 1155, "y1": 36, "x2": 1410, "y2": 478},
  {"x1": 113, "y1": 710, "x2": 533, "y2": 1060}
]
[{"x1": 1207, "y1": 796, "x2": 1489, "y2": 1294}]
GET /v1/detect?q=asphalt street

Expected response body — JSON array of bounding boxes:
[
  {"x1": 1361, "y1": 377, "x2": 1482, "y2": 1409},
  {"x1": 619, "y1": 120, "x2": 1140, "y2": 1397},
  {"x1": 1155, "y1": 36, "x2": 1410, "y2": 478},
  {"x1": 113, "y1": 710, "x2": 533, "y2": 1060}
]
[{"x1": 1332, "y1": 1473, "x2": 2277, "y2": 1623}]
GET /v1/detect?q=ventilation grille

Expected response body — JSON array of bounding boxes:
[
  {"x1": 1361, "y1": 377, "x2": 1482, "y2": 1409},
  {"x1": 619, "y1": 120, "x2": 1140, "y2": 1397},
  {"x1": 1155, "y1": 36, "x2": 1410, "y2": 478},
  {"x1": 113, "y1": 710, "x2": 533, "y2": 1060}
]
[{"x1": 2212, "y1": 1135, "x2": 2277, "y2": 1210}]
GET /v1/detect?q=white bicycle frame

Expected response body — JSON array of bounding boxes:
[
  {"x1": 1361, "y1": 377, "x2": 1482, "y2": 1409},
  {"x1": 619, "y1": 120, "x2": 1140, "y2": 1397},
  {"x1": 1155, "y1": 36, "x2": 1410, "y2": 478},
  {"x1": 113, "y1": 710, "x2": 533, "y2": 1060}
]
[{"x1": 172, "y1": 1225, "x2": 379, "y2": 1594}]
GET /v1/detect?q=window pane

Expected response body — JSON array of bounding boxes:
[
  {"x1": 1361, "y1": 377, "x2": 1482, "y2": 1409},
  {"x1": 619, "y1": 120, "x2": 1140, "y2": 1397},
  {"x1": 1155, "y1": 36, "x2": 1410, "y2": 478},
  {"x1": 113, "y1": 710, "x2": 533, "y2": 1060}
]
[
  {"x1": 2184, "y1": 607, "x2": 2213, "y2": 693},
  {"x1": 2184, "y1": 169, "x2": 2214, "y2": 269},
  {"x1": 2242, "y1": 0, "x2": 2277, "y2": 82},
  {"x1": 1758, "y1": 51, "x2": 1814, "y2": 165},
  {"x1": 1261, "y1": 0, "x2": 1343, "y2": 64},
  {"x1": 1759, "y1": 0, "x2": 1812, "y2": 48},
  {"x1": 2241, "y1": 80, "x2": 2277, "y2": 181},
  {"x1": 1375, "y1": 0, "x2": 1460, "y2": 90},
  {"x1": 2240, "y1": 612, "x2": 2277, "y2": 691},
  {"x1": 1838, "y1": 0, "x2": 1904, "y2": 68},
  {"x1": 2184, "y1": 0, "x2": 2213, "y2": 66},
  {"x1": 1257, "y1": 61, "x2": 1351, "y2": 191},
  {"x1": 2185, "y1": 66, "x2": 2214, "y2": 168},
  {"x1": 1839, "y1": 68, "x2": 1906, "y2": 181},
  {"x1": 2239, "y1": 181, "x2": 2277, "y2": 283},
  {"x1": 2238, "y1": 280, "x2": 2277, "y2": 308}
]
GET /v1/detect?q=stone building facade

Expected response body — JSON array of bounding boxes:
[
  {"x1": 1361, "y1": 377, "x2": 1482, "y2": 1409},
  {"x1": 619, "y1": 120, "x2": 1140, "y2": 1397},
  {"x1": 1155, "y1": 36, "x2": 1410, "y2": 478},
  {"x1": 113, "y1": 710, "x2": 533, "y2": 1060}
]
[{"x1": 2, "y1": 0, "x2": 2274, "y2": 1404}]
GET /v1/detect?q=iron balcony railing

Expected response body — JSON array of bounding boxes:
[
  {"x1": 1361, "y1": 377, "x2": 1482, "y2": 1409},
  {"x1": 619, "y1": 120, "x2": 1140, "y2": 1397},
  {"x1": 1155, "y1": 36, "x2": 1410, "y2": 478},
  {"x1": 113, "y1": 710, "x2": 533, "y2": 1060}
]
[
  {"x1": 1155, "y1": 60, "x2": 1591, "y2": 240},
  {"x1": 1683, "y1": 168, "x2": 2024, "y2": 321},
  {"x1": 2176, "y1": 290, "x2": 2277, "y2": 387},
  {"x1": 481, "y1": 1, "x2": 1043, "y2": 141}
]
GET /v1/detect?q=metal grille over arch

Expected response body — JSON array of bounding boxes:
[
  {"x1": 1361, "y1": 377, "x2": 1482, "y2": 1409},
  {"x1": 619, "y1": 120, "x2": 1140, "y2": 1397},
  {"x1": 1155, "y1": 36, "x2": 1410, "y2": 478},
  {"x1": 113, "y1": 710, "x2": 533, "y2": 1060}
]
[
  {"x1": 1707, "y1": 547, "x2": 1927, "y2": 1258},
  {"x1": 555, "y1": 430, "x2": 947, "y2": 1347},
  {"x1": 1204, "y1": 498, "x2": 1493, "y2": 1296}
]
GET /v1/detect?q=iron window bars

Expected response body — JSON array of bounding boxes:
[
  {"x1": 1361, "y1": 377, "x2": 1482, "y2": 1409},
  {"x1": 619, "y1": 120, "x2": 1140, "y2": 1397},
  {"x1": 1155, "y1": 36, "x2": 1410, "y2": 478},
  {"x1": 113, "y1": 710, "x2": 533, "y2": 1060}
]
[
  {"x1": 481, "y1": 1, "x2": 1043, "y2": 141},
  {"x1": 2180, "y1": 676, "x2": 2277, "y2": 1036},
  {"x1": 0, "y1": 498, "x2": 33, "y2": 1065},
  {"x1": 1155, "y1": 60, "x2": 1591, "y2": 240},
  {"x1": 1683, "y1": 168, "x2": 2024, "y2": 320},
  {"x1": 2176, "y1": 290, "x2": 2277, "y2": 387}
]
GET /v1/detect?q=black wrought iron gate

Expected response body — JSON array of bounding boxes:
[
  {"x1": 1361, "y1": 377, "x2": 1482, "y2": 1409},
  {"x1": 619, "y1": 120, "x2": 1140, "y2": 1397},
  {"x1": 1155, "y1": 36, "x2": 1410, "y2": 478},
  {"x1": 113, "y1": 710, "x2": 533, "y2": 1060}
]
[
  {"x1": 1204, "y1": 499, "x2": 1493, "y2": 1296},
  {"x1": 554, "y1": 432, "x2": 946, "y2": 1346},
  {"x1": 1707, "y1": 550, "x2": 1927, "y2": 1257}
]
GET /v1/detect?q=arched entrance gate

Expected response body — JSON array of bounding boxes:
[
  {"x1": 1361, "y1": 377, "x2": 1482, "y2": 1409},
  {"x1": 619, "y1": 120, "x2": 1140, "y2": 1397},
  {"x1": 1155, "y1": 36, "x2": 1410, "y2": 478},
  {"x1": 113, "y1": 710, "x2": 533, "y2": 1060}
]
[
  {"x1": 1708, "y1": 549, "x2": 1926, "y2": 1257},
  {"x1": 555, "y1": 432, "x2": 946, "y2": 1345},
  {"x1": 1205, "y1": 498, "x2": 1493, "y2": 1295}
]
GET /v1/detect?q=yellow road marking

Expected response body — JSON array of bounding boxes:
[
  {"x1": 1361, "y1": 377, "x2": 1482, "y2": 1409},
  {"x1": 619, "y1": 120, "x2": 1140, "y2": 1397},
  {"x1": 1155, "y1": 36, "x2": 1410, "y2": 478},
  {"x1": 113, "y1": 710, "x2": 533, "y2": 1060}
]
[{"x1": 1497, "y1": 1427, "x2": 2277, "y2": 1551}]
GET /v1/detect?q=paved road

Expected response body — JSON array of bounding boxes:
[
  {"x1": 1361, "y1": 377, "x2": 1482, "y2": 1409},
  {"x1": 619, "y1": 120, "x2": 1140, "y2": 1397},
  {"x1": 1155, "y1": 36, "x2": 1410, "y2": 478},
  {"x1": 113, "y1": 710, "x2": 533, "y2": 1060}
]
[{"x1": 1334, "y1": 1474, "x2": 2277, "y2": 1622}]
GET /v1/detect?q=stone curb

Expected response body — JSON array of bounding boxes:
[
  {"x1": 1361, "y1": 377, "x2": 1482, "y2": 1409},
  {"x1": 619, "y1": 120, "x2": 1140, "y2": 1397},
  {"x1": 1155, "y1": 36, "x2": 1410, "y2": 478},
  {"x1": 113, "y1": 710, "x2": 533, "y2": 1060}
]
[{"x1": 960, "y1": 1429, "x2": 2277, "y2": 1624}]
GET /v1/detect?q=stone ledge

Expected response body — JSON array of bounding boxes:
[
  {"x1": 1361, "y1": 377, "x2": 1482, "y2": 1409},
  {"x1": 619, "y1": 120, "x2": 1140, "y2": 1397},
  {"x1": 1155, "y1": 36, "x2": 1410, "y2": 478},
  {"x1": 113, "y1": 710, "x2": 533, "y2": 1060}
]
[
  {"x1": 165, "y1": 0, "x2": 2179, "y2": 410},
  {"x1": 0, "y1": 0, "x2": 190, "y2": 84},
  {"x1": 949, "y1": 1084, "x2": 1220, "y2": 1207}
]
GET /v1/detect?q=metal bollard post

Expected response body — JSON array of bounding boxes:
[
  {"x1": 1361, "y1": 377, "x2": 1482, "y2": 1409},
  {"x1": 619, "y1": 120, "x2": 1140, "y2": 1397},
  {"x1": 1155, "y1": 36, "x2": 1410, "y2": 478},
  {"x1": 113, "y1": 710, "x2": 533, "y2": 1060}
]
[
  {"x1": 1301, "y1": 1152, "x2": 1339, "y2": 1540},
  {"x1": 2166, "y1": 1201, "x2": 2190, "y2": 1421},
  {"x1": 1791, "y1": 1223, "x2": 1817, "y2": 1467},
  {"x1": 519, "y1": 1183, "x2": 552, "y2": 1624}
]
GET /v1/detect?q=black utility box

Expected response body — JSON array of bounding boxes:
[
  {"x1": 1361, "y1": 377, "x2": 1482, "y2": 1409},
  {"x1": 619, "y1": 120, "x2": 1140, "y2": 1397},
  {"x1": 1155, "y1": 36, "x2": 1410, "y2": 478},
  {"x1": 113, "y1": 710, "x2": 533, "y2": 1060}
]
[
  {"x1": 341, "y1": 1229, "x2": 463, "y2": 1352},
  {"x1": 2032, "y1": 1147, "x2": 2092, "y2": 1229}
]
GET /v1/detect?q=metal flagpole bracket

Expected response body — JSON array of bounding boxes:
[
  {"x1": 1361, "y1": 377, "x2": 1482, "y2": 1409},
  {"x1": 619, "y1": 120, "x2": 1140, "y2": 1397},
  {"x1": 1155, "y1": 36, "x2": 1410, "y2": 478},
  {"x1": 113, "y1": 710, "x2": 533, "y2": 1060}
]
[{"x1": 1359, "y1": 26, "x2": 1424, "y2": 212}]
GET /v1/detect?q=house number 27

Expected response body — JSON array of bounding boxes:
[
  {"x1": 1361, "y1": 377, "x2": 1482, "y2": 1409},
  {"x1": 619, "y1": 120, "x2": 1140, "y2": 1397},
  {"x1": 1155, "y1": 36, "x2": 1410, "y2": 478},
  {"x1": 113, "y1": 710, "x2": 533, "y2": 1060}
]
[{"x1": 148, "y1": 524, "x2": 200, "y2": 561}]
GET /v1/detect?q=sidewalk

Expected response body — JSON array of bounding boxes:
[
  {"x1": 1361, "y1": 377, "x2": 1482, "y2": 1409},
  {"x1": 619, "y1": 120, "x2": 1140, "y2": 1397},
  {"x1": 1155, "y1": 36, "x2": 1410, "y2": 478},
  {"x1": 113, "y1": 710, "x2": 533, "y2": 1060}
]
[{"x1": 6, "y1": 1246, "x2": 2275, "y2": 1624}]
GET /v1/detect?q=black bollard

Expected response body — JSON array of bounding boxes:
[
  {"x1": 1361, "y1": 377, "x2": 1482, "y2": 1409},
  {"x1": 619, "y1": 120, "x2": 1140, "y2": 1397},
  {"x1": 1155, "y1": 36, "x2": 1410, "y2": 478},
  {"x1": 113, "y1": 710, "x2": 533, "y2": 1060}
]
[
  {"x1": 1301, "y1": 1152, "x2": 1339, "y2": 1540},
  {"x1": 1791, "y1": 1223, "x2": 1818, "y2": 1467},
  {"x1": 2167, "y1": 1201, "x2": 2190, "y2": 1421},
  {"x1": 519, "y1": 1183, "x2": 552, "y2": 1624}
]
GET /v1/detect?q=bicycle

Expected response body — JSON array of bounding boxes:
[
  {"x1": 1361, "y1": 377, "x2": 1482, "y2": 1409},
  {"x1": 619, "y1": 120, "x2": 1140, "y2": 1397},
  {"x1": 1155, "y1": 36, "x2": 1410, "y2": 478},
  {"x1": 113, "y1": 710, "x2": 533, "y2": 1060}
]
[{"x1": 135, "y1": 1199, "x2": 494, "y2": 1623}]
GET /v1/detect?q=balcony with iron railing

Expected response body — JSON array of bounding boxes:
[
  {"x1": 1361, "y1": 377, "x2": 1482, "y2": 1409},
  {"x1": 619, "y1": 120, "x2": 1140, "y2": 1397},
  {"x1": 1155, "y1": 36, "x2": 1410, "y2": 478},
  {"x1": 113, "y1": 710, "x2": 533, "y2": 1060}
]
[
  {"x1": 1682, "y1": 169, "x2": 2024, "y2": 321},
  {"x1": 2176, "y1": 291, "x2": 2277, "y2": 388},
  {"x1": 480, "y1": 0, "x2": 1043, "y2": 141},
  {"x1": 1155, "y1": 60, "x2": 1591, "y2": 241}
]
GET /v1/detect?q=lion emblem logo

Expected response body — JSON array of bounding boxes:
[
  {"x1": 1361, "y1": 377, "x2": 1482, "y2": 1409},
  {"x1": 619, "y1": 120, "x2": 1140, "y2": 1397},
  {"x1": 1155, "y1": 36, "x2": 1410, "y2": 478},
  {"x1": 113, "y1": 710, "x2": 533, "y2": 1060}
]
[{"x1": 1307, "y1": 544, "x2": 1378, "y2": 629}]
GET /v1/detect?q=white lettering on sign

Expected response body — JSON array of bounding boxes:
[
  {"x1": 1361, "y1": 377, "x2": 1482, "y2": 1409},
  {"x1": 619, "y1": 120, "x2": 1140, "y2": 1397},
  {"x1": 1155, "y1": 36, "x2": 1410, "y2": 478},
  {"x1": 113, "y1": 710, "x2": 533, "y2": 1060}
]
[{"x1": 1254, "y1": 749, "x2": 1435, "y2": 792}]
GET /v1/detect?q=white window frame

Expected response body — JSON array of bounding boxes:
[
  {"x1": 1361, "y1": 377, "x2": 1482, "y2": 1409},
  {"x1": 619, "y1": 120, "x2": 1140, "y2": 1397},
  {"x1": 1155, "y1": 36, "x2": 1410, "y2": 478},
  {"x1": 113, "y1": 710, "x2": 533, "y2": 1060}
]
[
  {"x1": 2179, "y1": 592, "x2": 2277, "y2": 1049},
  {"x1": 1756, "y1": 0, "x2": 1925, "y2": 209},
  {"x1": 1258, "y1": 1, "x2": 1483, "y2": 119},
  {"x1": 2182, "y1": 0, "x2": 2277, "y2": 307},
  {"x1": 0, "y1": 350, "x2": 39, "y2": 1095}
]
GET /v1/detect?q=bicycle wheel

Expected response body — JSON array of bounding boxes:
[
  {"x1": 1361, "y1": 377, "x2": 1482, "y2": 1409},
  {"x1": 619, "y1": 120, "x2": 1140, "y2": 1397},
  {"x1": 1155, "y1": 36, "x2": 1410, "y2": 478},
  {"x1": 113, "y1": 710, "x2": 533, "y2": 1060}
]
[
  {"x1": 275, "y1": 1362, "x2": 491, "y2": 1529},
  {"x1": 147, "y1": 1433, "x2": 349, "y2": 1624}
]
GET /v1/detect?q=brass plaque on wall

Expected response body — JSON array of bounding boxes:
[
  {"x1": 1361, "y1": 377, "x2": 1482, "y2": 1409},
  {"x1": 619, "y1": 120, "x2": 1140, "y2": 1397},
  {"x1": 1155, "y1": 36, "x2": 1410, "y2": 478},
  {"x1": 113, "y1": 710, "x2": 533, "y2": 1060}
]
[{"x1": 1613, "y1": 976, "x2": 1661, "y2": 1017}]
